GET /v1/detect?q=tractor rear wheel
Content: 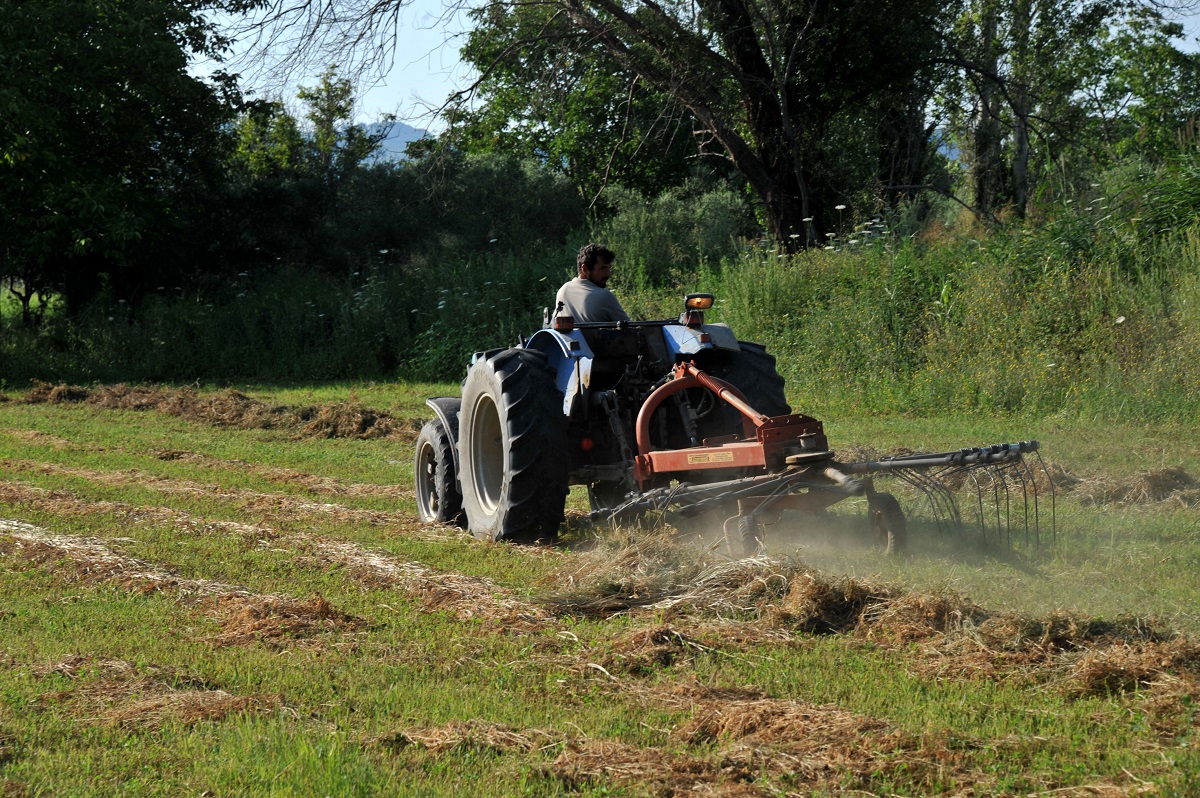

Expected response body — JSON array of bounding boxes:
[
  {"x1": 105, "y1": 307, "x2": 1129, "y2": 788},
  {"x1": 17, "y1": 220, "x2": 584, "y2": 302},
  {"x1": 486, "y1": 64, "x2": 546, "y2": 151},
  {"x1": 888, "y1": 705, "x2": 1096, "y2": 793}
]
[
  {"x1": 868, "y1": 492, "x2": 907, "y2": 555},
  {"x1": 459, "y1": 348, "x2": 568, "y2": 543},
  {"x1": 414, "y1": 419, "x2": 464, "y2": 526},
  {"x1": 712, "y1": 341, "x2": 790, "y2": 418},
  {"x1": 698, "y1": 341, "x2": 790, "y2": 445}
]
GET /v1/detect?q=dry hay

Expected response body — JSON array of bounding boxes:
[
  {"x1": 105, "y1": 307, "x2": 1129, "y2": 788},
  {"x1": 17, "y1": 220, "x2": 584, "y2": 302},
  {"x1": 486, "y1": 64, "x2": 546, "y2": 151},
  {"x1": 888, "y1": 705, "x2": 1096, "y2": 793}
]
[
  {"x1": 543, "y1": 532, "x2": 794, "y2": 619},
  {"x1": 310, "y1": 540, "x2": 552, "y2": 629},
  {"x1": 0, "y1": 519, "x2": 252, "y2": 596},
  {"x1": 297, "y1": 402, "x2": 423, "y2": 441},
  {"x1": 386, "y1": 720, "x2": 763, "y2": 795},
  {"x1": 31, "y1": 655, "x2": 278, "y2": 730},
  {"x1": 1072, "y1": 466, "x2": 1200, "y2": 508},
  {"x1": 2, "y1": 521, "x2": 368, "y2": 650},
  {"x1": 21, "y1": 381, "x2": 423, "y2": 441},
  {"x1": 545, "y1": 531, "x2": 1200, "y2": 721},
  {"x1": 592, "y1": 625, "x2": 708, "y2": 675},
  {"x1": 204, "y1": 593, "x2": 365, "y2": 648},
  {"x1": 550, "y1": 739, "x2": 760, "y2": 797},
  {"x1": 1, "y1": 429, "x2": 77, "y2": 449},
  {"x1": 0, "y1": 481, "x2": 276, "y2": 544},
  {"x1": 382, "y1": 719, "x2": 561, "y2": 755},
  {"x1": 548, "y1": 683, "x2": 932, "y2": 797},
  {"x1": 0, "y1": 458, "x2": 410, "y2": 526},
  {"x1": 0, "y1": 485, "x2": 544, "y2": 636},
  {"x1": 1066, "y1": 640, "x2": 1200, "y2": 697},
  {"x1": 151, "y1": 449, "x2": 408, "y2": 499},
  {"x1": 668, "y1": 683, "x2": 891, "y2": 747},
  {"x1": 0, "y1": 425, "x2": 404, "y2": 499}
]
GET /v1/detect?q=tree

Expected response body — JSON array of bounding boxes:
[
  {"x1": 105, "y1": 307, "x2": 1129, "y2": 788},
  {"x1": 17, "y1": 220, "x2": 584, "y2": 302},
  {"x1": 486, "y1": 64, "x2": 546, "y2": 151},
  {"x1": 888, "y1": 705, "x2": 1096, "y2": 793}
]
[
  {"x1": 233, "y1": 0, "x2": 955, "y2": 246},
  {"x1": 937, "y1": 0, "x2": 1200, "y2": 220},
  {"x1": 0, "y1": 0, "x2": 241, "y2": 320},
  {"x1": 445, "y1": 1, "x2": 712, "y2": 204},
  {"x1": 225, "y1": 67, "x2": 392, "y2": 271}
]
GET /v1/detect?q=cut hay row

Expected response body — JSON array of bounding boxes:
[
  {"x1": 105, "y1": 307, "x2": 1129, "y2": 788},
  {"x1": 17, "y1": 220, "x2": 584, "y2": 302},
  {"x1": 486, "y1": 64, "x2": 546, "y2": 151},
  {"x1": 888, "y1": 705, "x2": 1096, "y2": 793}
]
[
  {"x1": 0, "y1": 520, "x2": 364, "y2": 648},
  {"x1": 386, "y1": 682, "x2": 1146, "y2": 795},
  {"x1": 544, "y1": 534, "x2": 1200, "y2": 713},
  {"x1": 0, "y1": 458, "x2": 413, "y2": 525},
  {"x1": 308, "y1": 539, "x2": 553, "y2": 627},
  {"x1": 0, "y1": 519, "x2": 256, "y2": 597},
  {"x1": 8, "y1": 471, "x2": 1199, "y2": 712},
  {"x1": 13, "y1": 383, "x2": 1199, "y2": 508},
  {"x1": 30, "y1": 655, "x2": 281, "y2": 730},
  {"x1": 0, "y1": 426, "x2": 411, "y2": 499},
  {"x1": 17, "y1": 382, "x2": 423, "y2": 441},
  {"x1": 0, "y1": 485, "x2": 549, "y2": 630},
  {"x1": 0, "y1": 480, "x2": 275, "y2": 542}
]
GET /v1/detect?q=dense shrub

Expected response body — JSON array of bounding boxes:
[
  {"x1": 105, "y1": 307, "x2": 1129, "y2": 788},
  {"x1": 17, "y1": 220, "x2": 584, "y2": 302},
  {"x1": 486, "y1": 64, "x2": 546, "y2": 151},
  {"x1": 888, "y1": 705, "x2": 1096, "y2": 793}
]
[{"x1": 3, "y1": 154, "x2": 1200, "y2": 423}]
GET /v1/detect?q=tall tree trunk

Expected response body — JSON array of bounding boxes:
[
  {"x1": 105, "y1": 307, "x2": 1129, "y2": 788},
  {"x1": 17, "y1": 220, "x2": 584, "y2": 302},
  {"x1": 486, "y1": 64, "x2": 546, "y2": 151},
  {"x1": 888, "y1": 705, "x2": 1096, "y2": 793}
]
[
  {"x1": 971, "y1": 1, "x2": 1004, "y2": 218},
  {"x1": 1010, "y1": 0, "x2": 1032, "y2": 218}
]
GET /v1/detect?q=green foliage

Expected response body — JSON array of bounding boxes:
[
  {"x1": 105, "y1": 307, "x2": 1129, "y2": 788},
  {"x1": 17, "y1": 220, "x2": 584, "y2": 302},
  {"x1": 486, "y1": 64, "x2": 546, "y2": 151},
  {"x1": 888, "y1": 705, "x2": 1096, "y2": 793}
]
[
  {"x1": 448, "y1": 0, "x2": 706, "y2": 201},
  {"x1": 0, "y1": 0, "x2": 239, "y2": 316},
  {"x1": 590, "y1": 182, "x2": 754, "y2": 287},
  {"x1": 446, "y1": 0, "x2": 953, "y2": 243},
  {"x1": 939, "y1": 1, "x2": 1200, "y2": 218},
  {"x1": 5, "y1": 150, "x2": 1200, "y2": 425}
]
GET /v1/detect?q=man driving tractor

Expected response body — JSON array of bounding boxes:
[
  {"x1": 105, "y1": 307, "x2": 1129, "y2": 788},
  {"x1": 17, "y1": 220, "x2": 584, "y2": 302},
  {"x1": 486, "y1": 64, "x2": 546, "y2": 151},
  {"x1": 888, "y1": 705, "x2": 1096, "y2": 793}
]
[{"x1": 554, "y1": 243, "x2": 630, "y2": 323}]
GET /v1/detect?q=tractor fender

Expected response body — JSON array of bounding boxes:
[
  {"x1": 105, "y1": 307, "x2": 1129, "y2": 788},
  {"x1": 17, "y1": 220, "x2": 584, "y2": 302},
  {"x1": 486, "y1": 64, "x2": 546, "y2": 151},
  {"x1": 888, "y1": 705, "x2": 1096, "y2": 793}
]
[
  {"x1": 425, "y1": 397, "x2": 462, "y2": 486},
  {"x1": 662, "y1": 322, "x2": 741, "y2": 358},
  {"x1": 525, "y1": 329, "x2": 593, "y2": 416}
]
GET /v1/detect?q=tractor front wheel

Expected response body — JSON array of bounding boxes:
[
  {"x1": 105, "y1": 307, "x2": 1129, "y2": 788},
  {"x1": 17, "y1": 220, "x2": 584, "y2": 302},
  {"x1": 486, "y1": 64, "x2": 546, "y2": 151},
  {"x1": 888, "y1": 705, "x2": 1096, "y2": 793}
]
[
  {"x1": 414, "y1": 419, "x2": 464, "y2": 526},
  {"x1": 459, "y1": 348, "x2": 568, "y2": 543}
]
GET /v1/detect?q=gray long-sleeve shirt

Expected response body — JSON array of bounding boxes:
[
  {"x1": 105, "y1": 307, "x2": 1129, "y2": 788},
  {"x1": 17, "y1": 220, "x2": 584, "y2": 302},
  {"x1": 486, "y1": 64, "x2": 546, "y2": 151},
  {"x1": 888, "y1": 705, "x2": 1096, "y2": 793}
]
[{"x1": 554, "y1": 278, "x2": 630, "y2": 323}]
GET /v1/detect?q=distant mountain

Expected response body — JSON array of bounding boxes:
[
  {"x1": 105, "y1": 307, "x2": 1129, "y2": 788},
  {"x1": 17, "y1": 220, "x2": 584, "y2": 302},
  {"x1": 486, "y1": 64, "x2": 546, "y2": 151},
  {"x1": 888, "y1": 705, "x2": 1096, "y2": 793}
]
[{"x1": 366, "y1": 121, "x2": 431, "y2": 161}]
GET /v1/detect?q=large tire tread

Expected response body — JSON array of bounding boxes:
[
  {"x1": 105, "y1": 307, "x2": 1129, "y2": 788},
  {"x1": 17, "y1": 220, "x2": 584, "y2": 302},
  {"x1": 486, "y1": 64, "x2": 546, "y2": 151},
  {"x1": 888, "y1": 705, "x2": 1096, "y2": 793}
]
[{"x1": 460, "y1": 348, "x2": 568, "y2": 543}]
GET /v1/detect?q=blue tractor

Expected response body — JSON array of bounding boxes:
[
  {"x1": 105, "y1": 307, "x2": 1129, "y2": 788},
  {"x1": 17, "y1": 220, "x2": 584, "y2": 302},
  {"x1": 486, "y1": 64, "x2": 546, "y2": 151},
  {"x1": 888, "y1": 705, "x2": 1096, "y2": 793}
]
[{"x1": 415, "y1": 294, "x2": 1051, "y2": 553}]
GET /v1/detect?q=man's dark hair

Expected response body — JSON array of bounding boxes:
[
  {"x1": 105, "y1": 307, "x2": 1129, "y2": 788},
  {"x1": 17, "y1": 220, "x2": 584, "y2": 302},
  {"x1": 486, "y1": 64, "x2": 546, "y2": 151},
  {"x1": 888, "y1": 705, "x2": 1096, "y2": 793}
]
[{"x1": 577, "y1": 243, "x2": 615, "y2": 273}]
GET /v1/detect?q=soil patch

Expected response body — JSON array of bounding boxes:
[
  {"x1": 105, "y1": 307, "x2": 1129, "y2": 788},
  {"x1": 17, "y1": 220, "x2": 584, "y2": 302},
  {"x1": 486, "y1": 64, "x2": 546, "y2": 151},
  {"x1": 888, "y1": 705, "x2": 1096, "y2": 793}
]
[{"x1": 22, "y1": 382, "x2": 423, "y2": 442}]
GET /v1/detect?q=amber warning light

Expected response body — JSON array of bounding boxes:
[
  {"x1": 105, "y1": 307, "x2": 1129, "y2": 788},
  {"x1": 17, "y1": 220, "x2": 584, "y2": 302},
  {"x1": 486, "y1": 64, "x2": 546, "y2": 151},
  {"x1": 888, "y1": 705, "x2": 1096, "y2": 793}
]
[{"x1": 554, "y1": 315, "x2": 575, "y2": 332}]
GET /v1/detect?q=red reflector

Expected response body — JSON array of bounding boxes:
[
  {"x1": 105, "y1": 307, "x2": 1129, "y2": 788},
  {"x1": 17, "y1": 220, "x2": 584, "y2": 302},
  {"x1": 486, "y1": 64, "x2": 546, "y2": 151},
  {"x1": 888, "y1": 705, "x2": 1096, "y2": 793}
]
[
  {"x1": 580, "y1": 437, "x2": 595, "y2": 452},
  {"x1": 699, "y1": 333, "x2": 712, "y2": 343},
  {"x1": 554, "y1": 315, "x2": 575, "y2": 331}
]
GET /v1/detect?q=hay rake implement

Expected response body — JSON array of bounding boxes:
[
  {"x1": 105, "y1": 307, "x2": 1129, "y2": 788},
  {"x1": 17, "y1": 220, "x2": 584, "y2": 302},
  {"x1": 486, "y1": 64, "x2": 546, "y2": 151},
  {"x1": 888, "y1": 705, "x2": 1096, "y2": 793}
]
[{"x1": 588, "y1": 361, "x2": 1056, "y2": 555}]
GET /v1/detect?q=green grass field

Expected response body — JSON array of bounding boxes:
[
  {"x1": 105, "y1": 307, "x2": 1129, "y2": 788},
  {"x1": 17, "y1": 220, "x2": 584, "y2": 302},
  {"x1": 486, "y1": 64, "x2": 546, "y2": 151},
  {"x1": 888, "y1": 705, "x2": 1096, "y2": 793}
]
[{"x1": 1, "y1": 382, "x2": 1198, "y2": 796}]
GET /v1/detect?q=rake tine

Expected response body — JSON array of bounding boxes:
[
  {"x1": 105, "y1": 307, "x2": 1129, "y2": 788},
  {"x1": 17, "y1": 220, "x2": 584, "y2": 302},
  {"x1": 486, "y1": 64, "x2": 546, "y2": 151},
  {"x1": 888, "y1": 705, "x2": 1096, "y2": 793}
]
[
  {"x1": 965, "y1": 466, "x2": 994, "y2": 546},
  {"x1": 1033, "y1": 448, "x2": 1056, "y2": 547},
  {"x1": 896, "y1": 465, "x2": 961, "y2": 535},
  {"x1": 1014, "y1": 455, "x2": 1037, "y2": 547}
]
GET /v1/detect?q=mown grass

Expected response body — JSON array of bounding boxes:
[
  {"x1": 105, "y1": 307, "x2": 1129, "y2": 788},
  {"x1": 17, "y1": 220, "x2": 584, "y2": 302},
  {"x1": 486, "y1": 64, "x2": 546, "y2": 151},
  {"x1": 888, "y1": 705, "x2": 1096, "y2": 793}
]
[{"x1": 2, "y1": 388, "x2": 1199, "y2": 796}]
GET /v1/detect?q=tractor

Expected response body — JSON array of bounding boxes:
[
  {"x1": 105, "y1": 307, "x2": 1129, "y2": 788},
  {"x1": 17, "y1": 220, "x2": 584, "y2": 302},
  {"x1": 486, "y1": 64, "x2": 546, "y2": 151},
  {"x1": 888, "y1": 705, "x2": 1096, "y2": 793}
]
[{"x1": 415, "y1": 294, "x2": 1051, "y2": 553}]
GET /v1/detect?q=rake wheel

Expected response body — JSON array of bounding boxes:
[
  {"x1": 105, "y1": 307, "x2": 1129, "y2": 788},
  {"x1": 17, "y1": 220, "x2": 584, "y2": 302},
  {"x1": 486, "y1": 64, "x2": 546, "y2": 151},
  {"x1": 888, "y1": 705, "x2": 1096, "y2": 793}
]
[{"x1": 868, "y1": 492, "x2": 907, "y2": 555}]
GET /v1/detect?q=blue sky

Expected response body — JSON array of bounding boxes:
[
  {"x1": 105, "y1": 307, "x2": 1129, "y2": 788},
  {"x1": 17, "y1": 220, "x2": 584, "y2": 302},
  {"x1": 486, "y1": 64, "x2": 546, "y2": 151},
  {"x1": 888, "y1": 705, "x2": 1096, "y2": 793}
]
[{"x1": 353, "y1": 0, "x2": 473, "y2": 131}]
